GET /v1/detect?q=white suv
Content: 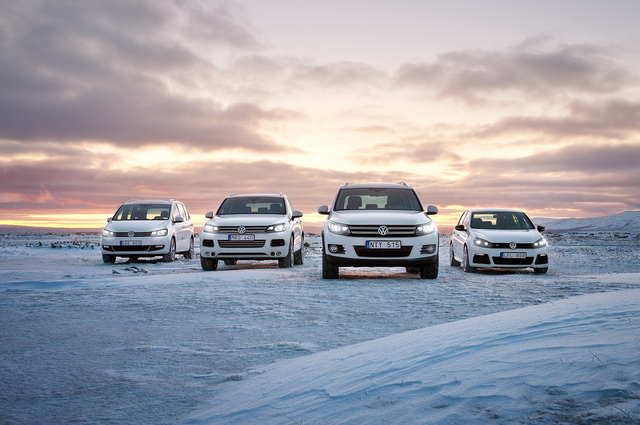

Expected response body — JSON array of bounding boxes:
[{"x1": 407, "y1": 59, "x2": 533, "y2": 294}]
[
  {"x1": 199, "y1": 193, "x2": 304, "y2": 271},
  {"x1": 101, "y1": 199, "x2": 195, "y2": 263},
  {"x1": 318, "y1": 182, "x2": 439, "y2": 279}
]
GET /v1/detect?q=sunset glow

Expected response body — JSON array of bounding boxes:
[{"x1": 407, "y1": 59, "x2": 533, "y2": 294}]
[{"x1": 1, "y1": 0, "x2": 639, "y2": 232}]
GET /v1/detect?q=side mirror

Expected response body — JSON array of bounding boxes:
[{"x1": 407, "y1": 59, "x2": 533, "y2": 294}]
[
  {"x1": 107, "y1": 217, "x2": 112, "y2": 223},
  {"x1": 454, "y1": 224, "x2": 465, "y2": 231},
  {"x1": 426, "y1": 205, "x2": 438, "y2": 215},
  {"x1": 174, "y1": 216, "x2": 184, "y2": 223},
  {"x1": 537, "y1": 225, "x2": 545, "y2": 232},
  {"x1": 292, "y1": 210, "x2": 303, "y2": 219},
  {"x1": 317, "y1": 205, "x2": 329, "y2": 215},
  {"x1": 205, "y1": 211, "x2": 213, "y2": 219}
]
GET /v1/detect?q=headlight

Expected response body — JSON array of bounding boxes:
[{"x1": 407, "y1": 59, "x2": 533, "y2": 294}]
[
  {"x1": 102, "y1": 229, "x2": 114, "y2": 237},
  {"x1": 533, "y1": 238, "x2": 547, "y2": 247},
  {"x1": 150, "y1": 229, "x2": 168, "y2": 237},
  {"x1": 327, "y1": 220, "x2": 350, "y2": 235},
  {"x1": 416, "y1": 222, "x2": 435, "y2": 235},
  {"x1": 266, "y1": 223, "x2": 287, "y2": 233},
  {"x1": 473, "y1": 237, "x2": 494, "y2": 248},
  {"x1": 202, "y1": 224, "x2": 218, "y2": 233}
]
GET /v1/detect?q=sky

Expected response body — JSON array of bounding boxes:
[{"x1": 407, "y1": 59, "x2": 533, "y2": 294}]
[{"x1": 1, "y1": 0, "x2": 640, "y2": 230}]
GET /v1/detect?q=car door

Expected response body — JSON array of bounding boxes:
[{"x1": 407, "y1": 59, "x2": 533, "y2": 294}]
[{"x1": 451, "y1": 210, "x2": 469, "y2": 260}]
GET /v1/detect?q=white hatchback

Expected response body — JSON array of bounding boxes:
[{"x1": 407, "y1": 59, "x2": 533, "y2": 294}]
[
  {"x1": 450, "y1": 208, "x2": 549, "y2": 273},
  {"x1": 199, "y1": 193, "x2": 304, "y2": 270},
  {"x1": 101, "y1": 199, "x2": 195, "y2": 263}
]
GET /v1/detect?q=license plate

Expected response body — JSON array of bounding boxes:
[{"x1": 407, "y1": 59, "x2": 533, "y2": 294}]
[
  {"x1": 366, "y1": 240, "x2": 401, "y2": 249},
  {"x1": 229, "y1": 234, "x2": 255, "y2": 241},
  {"x1": 120, "y1": 240, "x2": 142, "y2": 246},
  {"x1": 501, "y1": 252, "x2": 526, "y2": 259}
]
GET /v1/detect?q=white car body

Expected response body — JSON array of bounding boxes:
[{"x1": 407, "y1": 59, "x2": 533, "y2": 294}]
[
  {"x1": 199, "y1": 193, "x2": 304, "y2": 270},
  {"x1": 450, "y1": 208, "x2": 549, "y2": 273},
  {"x1": 318, "y1": 182, "x2": 440, "y2": 279},
  {"x1": 101, "y1": 199, "x2": 195, "y2": 263}
]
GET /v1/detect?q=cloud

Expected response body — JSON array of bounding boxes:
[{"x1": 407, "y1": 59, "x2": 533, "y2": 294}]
[
  {"x1": 394, "y1": 39, "x2": 636, "y2": 102},
  {"x1": 352, "y1": 140, "x2": 463, "y2": 165}
]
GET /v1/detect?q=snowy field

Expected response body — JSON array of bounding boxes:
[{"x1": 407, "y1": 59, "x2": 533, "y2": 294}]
[{"x1": 1, "y1": 232, "x2": 639, "y2": 423}]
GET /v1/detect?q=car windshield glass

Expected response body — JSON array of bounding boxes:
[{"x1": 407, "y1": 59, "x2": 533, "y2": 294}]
[
  {"x1": 334, "y1": 188, "x2": 422, "y2": 211},
  {"x1": 112, "y1": 204, "x2": 171, "y2": 221},
  {"x1": 217, "y1": 197, "x2": 286, "y2": 215},
  {"x1": 470, "y1": 212, "x2": 535, "y2": 230}
]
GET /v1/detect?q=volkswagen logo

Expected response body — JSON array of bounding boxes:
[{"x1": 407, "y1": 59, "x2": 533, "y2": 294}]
[
  {"x1": 509, "y1": 242, "x2": 517, "y2": 250},
  {"x1": 378, "y1": 226, "x2": 389, "y2": 236},
  {"x1": 128, "y1": 231, "x2": 135, "y2": 238},
  {"x1": 237, "y1": 226, "x2": 246, "y2": 234}
]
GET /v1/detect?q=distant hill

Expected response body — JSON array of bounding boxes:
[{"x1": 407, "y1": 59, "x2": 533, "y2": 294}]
[{"x1": 533, "y1": 211, "x2": 640, "y2": 233}]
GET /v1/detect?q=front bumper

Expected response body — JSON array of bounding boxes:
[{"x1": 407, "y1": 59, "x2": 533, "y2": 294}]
[
  {"x1": 199, "y1": 234, "x2": 291, "y2": 260},
  {"x1": 469, "y1": 247, "x2": 549, "y2": 268},
  {"x1": 323, "y1": 233, "x2": 439, "y2": 267},
  {"x1": 101, "y1": 236, "x2": 170, "y2": 256}
]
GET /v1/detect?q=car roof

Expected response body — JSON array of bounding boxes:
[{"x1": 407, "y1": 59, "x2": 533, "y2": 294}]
[
  {"x1": 338, "y1": 182, "x2": 414, "y2": 189},
  {"x1": 468, "y1": 207, "x2": 526, "y2": 213},
  {"x1": 227, "y1": 193, "x2": 286, "y2": 198},
  {"x1": 123, "y1": 199, "x2": 176, "y2": 204}
]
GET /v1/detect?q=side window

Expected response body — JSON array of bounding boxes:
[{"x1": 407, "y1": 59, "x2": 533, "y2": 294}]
[
  {"x1": 171, "y1": 204, "x2": 180, "y2": 221},
  {"x1": 286, "y1": 198, "x2": 294, "y2": 216},
  {"x1": 457, "y1": 211, "x2": 468, "y2": 226},
  {"x1": 178, "y1": 203, "x2": 189, "y2": 220}
]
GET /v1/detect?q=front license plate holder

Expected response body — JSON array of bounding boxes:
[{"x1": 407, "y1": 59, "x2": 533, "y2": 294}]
[
  {"x1": 366, "y1": 240, "x2": 401, "y2": 249},
  {"x1": 501, "y1": 252, "x2": 526, "y2": 259},
  {"x1": 229, "y1": 234, "x2": 255, "y2": 241},
  {"x1": 120, "y1": 240, "x2": 142, "y2": 246}
]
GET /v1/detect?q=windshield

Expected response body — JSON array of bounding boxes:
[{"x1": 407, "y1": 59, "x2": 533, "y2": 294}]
[
  {"x1": 334, "y1": 188, "x2": 422, "y2": 211},
  {"x1": 217, "y1": 197, "x2": 286, "y2": 215},
  {"x1": 112, "y1": 204, "x2": 171, "y2": 221},
  {"x1": 470, "y1": 212, "x2": 535, "y2": 230}
]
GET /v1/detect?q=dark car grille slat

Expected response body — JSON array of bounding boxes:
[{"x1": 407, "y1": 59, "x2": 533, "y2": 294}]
[
  {"x1": 492, "y1": 257, "x2": 534, "y2": 266},
  {"x1": 218, "y1": 240, "x2": 266, "y2": 248},
  {"x1": 492, "y1": 242, "x2": 536, "y2": 249},
  {"x1": 348, "y1": 225, "x2": 417, "y2": 237},
  {"x1": 113, "y1": 231, "x2": 153, "y2": 237},
  {"x1": 217, "y1": 226, "x2": 269, "y2": 234},
  {"x1": 353, "y1": 246, "x2": 413, "y2": 258}
]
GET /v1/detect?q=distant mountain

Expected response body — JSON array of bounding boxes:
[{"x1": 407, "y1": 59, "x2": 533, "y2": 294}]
[{"x1": 533, "y1": 211, "x2": 640, "y2": 233}]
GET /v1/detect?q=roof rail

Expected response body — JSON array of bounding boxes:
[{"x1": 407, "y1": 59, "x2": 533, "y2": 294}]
[
  {"x1": 397, "y1": 182, "x2": 408, "y2": 186},
  {"x1": 342, "y1": 182, "x2": 351, "y2": 187},
  {"x1": 126, "y1": 199, "x2": 137, "y2": 203}
]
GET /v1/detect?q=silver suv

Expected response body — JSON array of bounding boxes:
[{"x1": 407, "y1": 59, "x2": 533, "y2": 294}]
[
  {"x1": 318, "y1": 182, "x2": 439, "y2": 279},
  {"x1": 101, "y1": 199, "x2": 195, "y2": 263},
  {"x1": 199, "y1": 193, "x2": 304, "y2": 270}
]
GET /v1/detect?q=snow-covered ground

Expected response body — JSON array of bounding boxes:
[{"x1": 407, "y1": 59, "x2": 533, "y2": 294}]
[{"x1": 1, "y1": 232, "x2": 639, "y2": 424}]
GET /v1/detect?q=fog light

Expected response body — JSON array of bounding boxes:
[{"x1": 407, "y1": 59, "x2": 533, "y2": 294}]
[
  {"x1": 329, "y1": 244, "x2": 338, "y2": 253},
  {"x1": 276, "y1": 251, "x2": 282, "y2": 256}
]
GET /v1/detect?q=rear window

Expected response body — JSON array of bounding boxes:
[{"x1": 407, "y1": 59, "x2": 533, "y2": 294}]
[
  {"x1": 470, "y1": 212, "x2": 535, "y2": 230},
  {"x1": 113, "y1": 204, "x2": 171, "y2": 221},
  {"x1": 334, "y1": 188, "x2": 422, "y2": 211},
  {"x1": 217, "y1": 197, "x2": 286, "y2": 215}
]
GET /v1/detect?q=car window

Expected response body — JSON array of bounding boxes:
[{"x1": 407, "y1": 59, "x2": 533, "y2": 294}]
[
  {"x1": 457, "y1": 211, "x2": 469, "y2": 226},
  {"x1": 334, "y1": 188, "x2": 422, "y2": 211},
  {"x1": 112, "y1": 204, "x2": 171, "y2": 221},
  {"x1": 217, "y1": 197, "x2": 286, "y2": 215},
  {"x1": 177, "y1": 203, "x2": 188, "y2": 220},
  {"x1": 470, "y1": 212, "x2": 535, "y2": 230}
]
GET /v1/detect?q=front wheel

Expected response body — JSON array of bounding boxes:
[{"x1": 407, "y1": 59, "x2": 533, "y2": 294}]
[
  {"x1": 419, "y1": 256, "x2": 439, "y2": 279},
  {"x1": 183, "y1": 238, "x2": 195, "y2": 259},
  {"x1": 102, "y1": 254, "x2": 115, "y2": 263},
  {"x1": 450, "y1": 243, "x2": 460, "y2": 267},
  {"x1": 201, "y1": 257, "x2": 218, "y2": 271},
  {"x1": 293, "y1": 236, "x2": 304, "y2": 265},
  {"x1": 463, "y1": 245, "x2": 475, "y2": 273},
  {"x1": 322, "y1": 248, "x2": 339, "y2": 279},
  {"x1": 278, "y1": 236, "x2": 294, "y2": 268},
  {"x1": 162, "y1": 239, "x2": 176, "y2": 262}
]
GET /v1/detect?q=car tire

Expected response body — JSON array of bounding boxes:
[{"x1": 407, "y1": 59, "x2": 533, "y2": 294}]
[
  {"x1": 463, "y1": 245, "x2": 475, "y2": 273},
  {"x1": 293, "y1": 236, "x2": 304, "y2": 265},
  {"x1": 534, "y1": 267, "x2": 548, "y2": 274},
  {"x1": 419, "y1": 255, "x2": 439, "y2": 279},
  {"x1": 278, "y1": 236, "x2": 294, "y2": 268},
  {"x1": 405, "y1": 267, "x2": 419, "y2": 273},
  {"x1": 102, "y1": 254, "x2": 115, "y2": 263},
  {"x1": 183, "y1": 238, "x2": 195, "y2": 259},
  {"x1": 322, "y1": 247, "x2": 339, "y2": 279},
  {"x1": 223, "y1": 260, "x2": 237, "y2": 266},
  {"x1": 450, "y1": 243, "x2": 460, "y2": 267},
  {"x1": 201, "y1": 256, "x2": 218, "y2": 271},
  {"x1": 162, "y1": 238, "x2": 176, "y2": 262}
]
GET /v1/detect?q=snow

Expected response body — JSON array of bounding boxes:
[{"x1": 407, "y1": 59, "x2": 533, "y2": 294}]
[
  {"x1": 1, "y1": 231, "x2": 639, "y2": 424},
  {"x1": 534, "y1": 210, "x2": 640, "y2": 233}
]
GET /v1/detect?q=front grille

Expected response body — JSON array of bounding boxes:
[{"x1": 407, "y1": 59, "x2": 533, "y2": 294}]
[
  {"x1": 113, "y1": 231, "x2": 152, "y2": 237},
  {"x1": 535, "y1": 254, "x2": 549, "y2": 264},
  {"x1": 217, "y1": 226, "x2": 269, "y2": 234},
  {"x1": 202, "y1": 239, "x2": 214, "y2": 247},
  {"x1": 492, "y1": 256, "x2": 534, "y2": 266},
  {"x1": 108, "y1": 245, "x2": 164, "y2": 252},
  {"x1": 492, "y1": 242, "x2": 536, "y2": 249},
  {"x1": 270, "y1": 239, "x2": 285, "y2": 247},
  {"x1": 218, "y1": 240, "x2": 266, "y2": 248},
  {"x1": 354, "y1": 245, "x2": 413, "y2": 257},
  {"x1": 473, "y1": 253, "x2": 491, "y2": 264},
  {"x1": 348, "y1": 225, "x2": 417, "y2": 237}
]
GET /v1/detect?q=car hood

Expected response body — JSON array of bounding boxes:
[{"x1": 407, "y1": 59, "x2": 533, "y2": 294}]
[
  {"x1": 207, "y1": 215, "x2": 287, "y2": 226},
  {"x1": 472, "y1": 228, "x2": 542, "y2": 243},
  {"x1": 104, "y1": 220, "x2": 169, "y2": 232},
  {"x1": 329, "y1": 210, "x2": 434, "y2": 226}
]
